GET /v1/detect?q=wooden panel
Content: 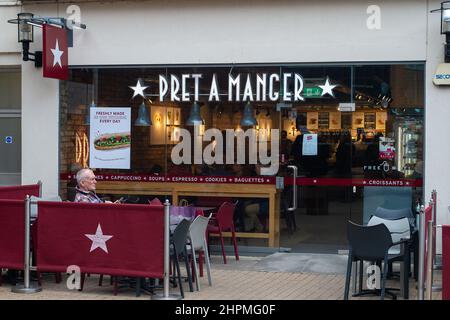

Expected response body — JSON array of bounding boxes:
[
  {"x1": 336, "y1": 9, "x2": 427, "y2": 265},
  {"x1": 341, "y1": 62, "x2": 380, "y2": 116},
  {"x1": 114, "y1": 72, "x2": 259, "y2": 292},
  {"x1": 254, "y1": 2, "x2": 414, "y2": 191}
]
[{"x1": 95, "y1": 181, "x2": 280, "y2": 247}]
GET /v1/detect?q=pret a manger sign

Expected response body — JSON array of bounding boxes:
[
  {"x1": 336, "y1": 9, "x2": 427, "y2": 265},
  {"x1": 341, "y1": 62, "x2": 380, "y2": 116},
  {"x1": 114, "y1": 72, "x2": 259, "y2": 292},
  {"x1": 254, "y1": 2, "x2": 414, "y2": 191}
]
[{"x1": 150, "y1": 73, "x2": 329, "y2": 102}]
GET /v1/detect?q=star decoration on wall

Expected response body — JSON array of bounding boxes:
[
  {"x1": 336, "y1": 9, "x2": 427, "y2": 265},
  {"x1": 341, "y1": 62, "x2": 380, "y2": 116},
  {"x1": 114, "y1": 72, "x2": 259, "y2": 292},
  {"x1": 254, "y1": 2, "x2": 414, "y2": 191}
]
[
  {"x1": 129, "y1": 79, "x2": 148, "y2": 99},
  {"x1": 319, "y1": 77, "x2": 338, "y2": 98},
  {"x1": 50, "y1": 39, "x2": 64, "y2": 68}
]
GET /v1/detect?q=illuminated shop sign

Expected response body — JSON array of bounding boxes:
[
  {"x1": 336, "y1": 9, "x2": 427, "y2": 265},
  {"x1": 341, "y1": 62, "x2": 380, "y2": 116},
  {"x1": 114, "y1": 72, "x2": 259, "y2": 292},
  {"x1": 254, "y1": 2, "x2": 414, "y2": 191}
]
[{"x1": 129, "y1": 74, "x2": 337, "y2": 102}]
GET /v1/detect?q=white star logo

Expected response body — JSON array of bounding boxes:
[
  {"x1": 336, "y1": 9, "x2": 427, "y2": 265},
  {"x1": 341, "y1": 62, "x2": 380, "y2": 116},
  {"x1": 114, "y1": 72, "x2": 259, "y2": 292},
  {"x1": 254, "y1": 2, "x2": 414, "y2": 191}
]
[
  {"x1": 129, "y1": 79, "x2": 148, "y2": 99},
  {"x1": 85, "y1": 223, "x2": 113, "y2": 253},
  {"x1": 319, "y1": 77, "x2": 338, "y2": 98},
  {"x1": 50, "y1": 39, "x2": 64, "y2": 68}
]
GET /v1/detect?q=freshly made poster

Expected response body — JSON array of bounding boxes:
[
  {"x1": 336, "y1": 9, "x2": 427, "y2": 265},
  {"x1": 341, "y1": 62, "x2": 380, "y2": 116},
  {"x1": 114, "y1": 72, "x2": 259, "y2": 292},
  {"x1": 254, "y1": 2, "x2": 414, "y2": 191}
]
[{"x1": 89, "y1": 107, "x2": 131, "y2": 169}]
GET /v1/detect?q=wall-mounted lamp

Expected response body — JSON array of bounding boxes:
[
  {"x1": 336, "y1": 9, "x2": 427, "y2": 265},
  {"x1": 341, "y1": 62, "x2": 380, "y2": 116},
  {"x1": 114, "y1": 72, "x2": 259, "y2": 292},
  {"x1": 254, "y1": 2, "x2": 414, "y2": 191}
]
[
  {"x1": 10, "y1": 13, "x2": 42, "y2": 67},
  {"x1": 432, "y1": 2, "x2": 450, "y2": 62}
]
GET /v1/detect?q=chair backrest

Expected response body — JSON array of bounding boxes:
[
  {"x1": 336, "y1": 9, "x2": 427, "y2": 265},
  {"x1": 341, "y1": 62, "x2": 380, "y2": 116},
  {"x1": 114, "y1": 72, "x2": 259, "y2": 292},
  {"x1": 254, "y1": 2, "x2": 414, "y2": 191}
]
[
  {"x1": 172, "y1": 219, "x2": 191, "y2": 254},
  {"x1": 189, "y1": 214, "x2": 212, "y2": 251},
  {"x1": 216, "y1": 202, "x2": 236, "y2": 230},
  {"x1": 374, "y1": 207, "x2": 413, "y2": 220},
  {"x1": 368, "y1": 215, "x2": 411, "y2": 243},
  {"x1": 148, "y1": 197, "x2": 162, "y2": 205},
  {"x1": 347, "y1": 221, "x2": 393, "y2": 260}
]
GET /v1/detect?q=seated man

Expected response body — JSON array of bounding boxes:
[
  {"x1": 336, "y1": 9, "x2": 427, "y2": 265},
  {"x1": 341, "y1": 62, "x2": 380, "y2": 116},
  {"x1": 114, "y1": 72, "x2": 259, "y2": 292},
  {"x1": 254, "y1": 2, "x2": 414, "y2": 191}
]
[{"x1": 74, "y1": 168, "x2": 115, "y2": 203}]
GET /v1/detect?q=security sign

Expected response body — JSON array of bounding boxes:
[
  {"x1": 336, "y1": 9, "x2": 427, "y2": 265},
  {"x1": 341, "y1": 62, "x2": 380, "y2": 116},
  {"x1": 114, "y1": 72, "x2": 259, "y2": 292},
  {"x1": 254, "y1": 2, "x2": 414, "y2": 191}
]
[
  {"x1": 43, "y1": 24, "x2": 68, "y2": 80},
  {"x1": 433, "y1": 63, "x2": 450, "y2": 85}
]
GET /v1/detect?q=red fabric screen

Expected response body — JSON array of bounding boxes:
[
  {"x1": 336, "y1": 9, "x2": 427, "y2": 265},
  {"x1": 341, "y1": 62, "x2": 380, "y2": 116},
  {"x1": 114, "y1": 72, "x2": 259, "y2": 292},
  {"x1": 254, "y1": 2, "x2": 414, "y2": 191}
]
[
  {"x1": 442, "y1": 226, "x2": 450, "y2": 300},
  {"x1": 0, "y1": 200, "x2": 25, "y2": 269},
  {"x1": 0, "y1": 184, "x2": 40, "y2": 200},
  {"x1": 36, "y1": 202, "x2": 164, "y2": 278}
]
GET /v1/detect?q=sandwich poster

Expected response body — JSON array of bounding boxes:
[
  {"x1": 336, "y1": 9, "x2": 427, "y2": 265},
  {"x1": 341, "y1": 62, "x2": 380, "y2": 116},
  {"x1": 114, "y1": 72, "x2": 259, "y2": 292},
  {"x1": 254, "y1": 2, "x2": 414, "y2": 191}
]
[{"x1": 89, "y1": 107, "x2": 131, "y2": 169}]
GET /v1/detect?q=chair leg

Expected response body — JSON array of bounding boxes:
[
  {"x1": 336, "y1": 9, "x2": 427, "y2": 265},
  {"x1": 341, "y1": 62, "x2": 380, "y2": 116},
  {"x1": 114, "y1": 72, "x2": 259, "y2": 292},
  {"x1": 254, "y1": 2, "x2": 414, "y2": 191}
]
[
  {"x1": 199, "y1": 251, "x2": 204, "y2": 277},
  {"x1": 231, "y1": 228, "x2": 239, "y2": 261},
  {"x1": 99, "y1": 274, "x2": 103, "y2": 286},
  {"x1": 113, "y1": 276, "x2": 118, "y2": 296},
  {"x1": 36, "y1": 271, "x2": 42, "y2": 286},
  {"x1": 191, "y1": 247, "x2": 200, "y2": 291},
  {"x1": 174, "y1": 254, "x2": 184, "y2": 298},
  {"x1": 135, "y1": 278, "x2": 141, "y2": 297},
  {"x1": 359, "y1": 260, "x2": 363, "y2": 293},
  {"x1": 219, "y1": 230, "x2": 227, "y2": 264},
  {"x1": 183, "y1": 249, "x2": 194, "y2": 292},
  {"x1": 55, "y1": 272, "x2": 62, "y2": 284},
  {"x1": 344, "y1": 254, "x2": 353, "y2": 300},
  {"x1": 203, "y1": 239, "x2": 212, "y2": 286},
  {"x1": 381, "y1": 257, "x2": 389, "y2": 300},
  {"x1": 79, "y1": 273, "x2": 86, "y2": 291},
  {"x1": 0, "y1": 269, "x2": 2, "y2": 286}
]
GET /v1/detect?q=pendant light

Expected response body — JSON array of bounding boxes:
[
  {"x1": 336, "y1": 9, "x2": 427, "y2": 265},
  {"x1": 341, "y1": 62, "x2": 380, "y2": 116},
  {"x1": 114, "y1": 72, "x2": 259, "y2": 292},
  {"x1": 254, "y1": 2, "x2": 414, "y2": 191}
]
[
  {"x1": 186, "y1": 101, "x2": 204, "y2": 125},
  {"x1": 240, "y1": 102, "x2": 258, "y2": 126},
  {"x1": 134, "y1": 102, "x2": 152, "y2": 126}
]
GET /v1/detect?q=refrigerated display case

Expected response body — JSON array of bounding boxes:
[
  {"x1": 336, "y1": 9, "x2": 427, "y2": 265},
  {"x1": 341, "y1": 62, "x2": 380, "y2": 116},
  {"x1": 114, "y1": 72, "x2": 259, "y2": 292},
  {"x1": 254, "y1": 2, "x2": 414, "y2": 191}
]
[{"x1": 395, "y1": 118, "x2": 423, "y2": 178}]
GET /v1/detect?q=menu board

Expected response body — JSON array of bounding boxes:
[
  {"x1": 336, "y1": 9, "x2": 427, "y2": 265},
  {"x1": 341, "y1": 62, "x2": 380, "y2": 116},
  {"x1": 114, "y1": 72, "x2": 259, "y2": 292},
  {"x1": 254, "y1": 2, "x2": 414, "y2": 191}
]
[
  {"x1": 307, "y1": 112, "x2": 319, "y2": 130},
  {"x1": 352, "y1": 112, "x2": 365, "y2": 129},
  {"x1": 329, "y1": 112, "x2": 341, "y2": 130},
  {"x1": 89, "y1": 107, "x2": 131, "y2": 169}
]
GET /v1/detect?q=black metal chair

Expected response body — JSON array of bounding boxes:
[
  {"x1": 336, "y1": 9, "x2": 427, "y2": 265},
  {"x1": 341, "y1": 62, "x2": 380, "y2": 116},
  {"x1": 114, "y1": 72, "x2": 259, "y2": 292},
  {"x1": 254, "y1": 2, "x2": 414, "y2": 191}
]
[
  {"x1": 344, "y1": 221, "x2": 410, "y2": 300},
  {"x1": 374, "y1": 206, "x2": 418, "y2": 280},
  {"x1": 170, "y1": 218, "x2": 193, "y2": 298}
]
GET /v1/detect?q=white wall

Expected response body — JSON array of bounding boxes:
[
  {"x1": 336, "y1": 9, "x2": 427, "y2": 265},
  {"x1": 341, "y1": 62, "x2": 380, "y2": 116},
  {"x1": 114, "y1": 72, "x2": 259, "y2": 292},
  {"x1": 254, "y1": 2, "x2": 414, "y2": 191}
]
[
  {"x1": 425, "y1": 0, "x2": 450, "y2": 253},
  {"x1": 21, "y1": 61, "x2": 59, "y2": 197},
  {"x1": 25, "y1": 0, "x2": 428, "y2": 65},
  {"x1": 0, "y1": 4, "x2": 21, "y2": 54}
]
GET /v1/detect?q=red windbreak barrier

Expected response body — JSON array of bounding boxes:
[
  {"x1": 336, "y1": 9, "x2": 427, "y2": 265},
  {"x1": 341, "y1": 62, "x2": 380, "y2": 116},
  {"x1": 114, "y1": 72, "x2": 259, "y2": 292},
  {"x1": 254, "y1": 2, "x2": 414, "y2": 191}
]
[
  {"x1": 36, "y1": 202, "x2": 164, "y2": 278},
  {"x1": 284, "y1": 177, "x2": 423, "y2": 187},
  {"x1": 423, "y1": 205, "x2": 433, "y2": 283},
  {"x1": 0, "y1": 184, "x2": 40, "y2": 200},
  {"x1": 0, "y1": 200, "x2": 25, "y2": 269},
  {"x1": 443, "y1": 225, "x2": 450, "y2": 300}
]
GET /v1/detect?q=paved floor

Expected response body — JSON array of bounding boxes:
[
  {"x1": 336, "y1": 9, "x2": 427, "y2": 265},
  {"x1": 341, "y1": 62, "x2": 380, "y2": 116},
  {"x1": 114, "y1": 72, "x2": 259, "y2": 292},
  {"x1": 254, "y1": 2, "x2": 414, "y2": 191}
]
[{"x1": 0, "y1": 254, "x2": 443, "y2": 300}]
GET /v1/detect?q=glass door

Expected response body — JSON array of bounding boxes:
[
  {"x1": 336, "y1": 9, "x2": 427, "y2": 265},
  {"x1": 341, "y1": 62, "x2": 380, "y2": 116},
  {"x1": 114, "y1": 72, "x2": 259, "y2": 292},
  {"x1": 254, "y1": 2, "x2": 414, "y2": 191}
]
[{"x1": 279, "y1": 65, "x2": 353, "y2": 253}]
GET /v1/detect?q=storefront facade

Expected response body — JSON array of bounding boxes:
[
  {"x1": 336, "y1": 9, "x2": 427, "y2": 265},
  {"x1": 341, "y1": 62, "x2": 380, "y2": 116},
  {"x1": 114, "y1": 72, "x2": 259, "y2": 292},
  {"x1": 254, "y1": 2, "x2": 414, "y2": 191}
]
[{"x1": 0, "y1": 0, "x2": 447, "y2": 252}]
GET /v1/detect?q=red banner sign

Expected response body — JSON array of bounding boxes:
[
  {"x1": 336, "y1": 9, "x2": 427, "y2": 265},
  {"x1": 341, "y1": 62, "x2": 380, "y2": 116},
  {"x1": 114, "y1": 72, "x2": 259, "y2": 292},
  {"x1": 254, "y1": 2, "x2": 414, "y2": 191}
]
[
  {"x1": 61, "y1": 173, "x2": 277, "y2": 185},
  {"x1": 284, "y1": 177, "x2": 423, "y2": 187},
  {"x1": 43, "y1": 24, "x2": 68, "y2": 80},
  {"x1": 0, "y1": 200, "x2": 25, "y2": 269},
  {"x1": 36, "y1": 201, "x2": 164, "y2": 278}
]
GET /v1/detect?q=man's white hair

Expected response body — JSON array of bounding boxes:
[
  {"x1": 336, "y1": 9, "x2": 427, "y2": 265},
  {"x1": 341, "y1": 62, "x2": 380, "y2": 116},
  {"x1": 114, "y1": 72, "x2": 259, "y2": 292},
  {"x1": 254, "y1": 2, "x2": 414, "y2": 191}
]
[{"x1": 76, "y1": 168, "x2": 93, "y2": 186}]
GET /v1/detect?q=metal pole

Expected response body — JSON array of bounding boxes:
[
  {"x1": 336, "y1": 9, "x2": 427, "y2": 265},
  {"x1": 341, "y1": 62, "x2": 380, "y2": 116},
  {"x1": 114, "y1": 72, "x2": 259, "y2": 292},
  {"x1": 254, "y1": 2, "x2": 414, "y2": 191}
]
[
  {"x1": 418, "y1": 205, "x2": 425, "y2": 300},
  {"x1": 426, "y1": 220, "x2": 434, "y2": 300},
  {"x1": 37, "y1": 180, "x2": 42, "y2": 197},
  {"x1": 287, "y1": 165, "x2": 297, "y2": 211},
  {"x1": 12, "y1": 196, "x2": 41, "y2": 293},
  {"x1": 152, "y1": 200, "x2": 181, "y2": 300}
]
